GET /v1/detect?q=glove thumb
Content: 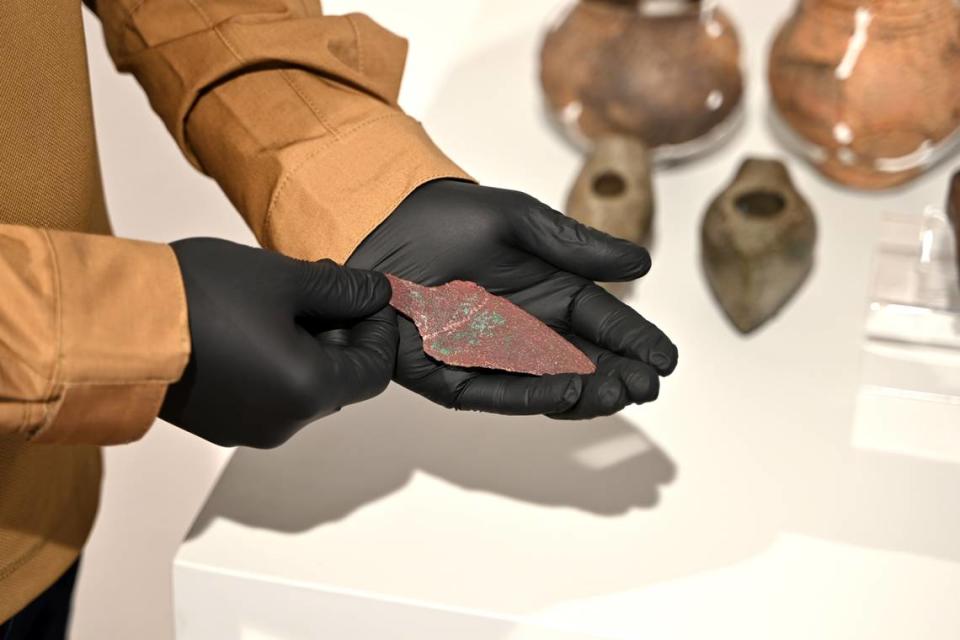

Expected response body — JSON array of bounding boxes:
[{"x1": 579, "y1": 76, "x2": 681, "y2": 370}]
[{"x1": 297, "y1": 259, "x2": 392, "y2": 319}]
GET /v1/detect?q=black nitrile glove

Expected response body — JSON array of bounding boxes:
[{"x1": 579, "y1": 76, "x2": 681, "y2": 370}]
[
  {"x1": 347, "y1": 180, "x2": 678, "y2": 419},
  {"x1": 160, "y1": 238, "x2": 397, "y2": 448}
]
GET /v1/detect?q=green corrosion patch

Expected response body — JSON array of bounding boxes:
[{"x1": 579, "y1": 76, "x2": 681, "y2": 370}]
[
  {"x1": 430, "y1": 310, "x2": 506, "y2": 356},
  {"x1": 470, "y1": 310, "x2": 505, "y2": 334},
  {"x1": 431, "y1": 341, "x2": 455, "y2": 356}
]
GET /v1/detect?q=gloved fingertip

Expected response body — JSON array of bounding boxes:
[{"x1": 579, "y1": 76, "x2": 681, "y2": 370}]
[
  {"x1": 366, "y1": 270, "x2": 393, "y2": 307},
  {"x1": 340, "y1": 266, "x2": 392, "y2": 313},
  {"x1": 301, "y1": 261, "x2": 394, "y2": 319},
  {"x1": 591, "y1": 241, "x2": 650, "y2": 283},
  {"x1": 648, "y1": 374, "x2": 661, "y2": 402},
  {"x1": 541, "y1": 375, "x2": 582, "y2": 413},
  {"x1": 621, "y1": 244, "x2": 651, "y2": 279},
  {"x1": 650, "y1": 341, "x2": 679, "y2": 376},
  {"x1": 625, "y1": 368, "x2": 659, "y2": 403},
  {"x1": 597, "y1": 378, "x2": 626, "y2": 413},
  {"x1": 563, "y1": 376, "x2": 583, "y2": 406}
]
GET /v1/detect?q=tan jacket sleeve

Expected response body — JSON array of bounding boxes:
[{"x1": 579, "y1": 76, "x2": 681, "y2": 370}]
[
  {"x1": 0, "y1": 225, "x2": 190, "y2": 445},
  {"x1": 93, "y1": 0, "x2": 472, "y2": 263}
]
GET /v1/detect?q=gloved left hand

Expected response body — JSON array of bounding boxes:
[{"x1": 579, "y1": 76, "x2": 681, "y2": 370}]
[{"x1": 347, "y1": 180, "x2": 678, "y2": 419}]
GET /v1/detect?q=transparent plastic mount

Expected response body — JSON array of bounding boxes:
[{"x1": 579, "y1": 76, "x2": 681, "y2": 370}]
[
  {"x1": 863, "y1": 208, "x2": 960, "y2": 406},
  {"x1": 867, "y1": 208, "x2": 960, "y2": 349}
]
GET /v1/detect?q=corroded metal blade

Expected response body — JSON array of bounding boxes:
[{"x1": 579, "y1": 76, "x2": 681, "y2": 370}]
[{"x1": 387, "y1": 275, "x2": 596, "y2": 376}]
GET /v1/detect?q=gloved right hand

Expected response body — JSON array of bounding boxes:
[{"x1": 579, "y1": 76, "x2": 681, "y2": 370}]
[{"x1": 159, "y1": 238, "x2": 397, "y2": 449}]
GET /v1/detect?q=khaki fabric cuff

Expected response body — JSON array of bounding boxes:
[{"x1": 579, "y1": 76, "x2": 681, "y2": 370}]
[
  {"x1": 260, "y1": 114, "x2": 473, "y2": 263},
  {"x1": 33, "y1": 382, "x2": 170, "y2": 445},
  {"x1": 29, "y1": 232, "x2": 190, "y2": 445}
]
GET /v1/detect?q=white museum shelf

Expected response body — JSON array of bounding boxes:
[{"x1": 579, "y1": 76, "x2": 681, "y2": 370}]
[{"x1": 173, "y1": 1, "x2": 960, "y2": 638}]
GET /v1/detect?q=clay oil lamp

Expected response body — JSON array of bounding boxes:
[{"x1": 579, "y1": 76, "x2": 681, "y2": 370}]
[
  {"x1": 702, "y1": 158, "x2": 817, "y2": 333},
  {"x1": 565, "y1": 136, "x2": 655, "y2": 247}
]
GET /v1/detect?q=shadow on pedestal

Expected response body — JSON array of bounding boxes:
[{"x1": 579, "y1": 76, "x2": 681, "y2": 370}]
[{"x1": 188, "y1": 384, "x2": 675, "y2": 538}]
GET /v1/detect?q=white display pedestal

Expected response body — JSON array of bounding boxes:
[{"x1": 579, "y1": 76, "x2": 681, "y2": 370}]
[{"x1": 173, "y1": 1, "x2": 960, "y2": 638}]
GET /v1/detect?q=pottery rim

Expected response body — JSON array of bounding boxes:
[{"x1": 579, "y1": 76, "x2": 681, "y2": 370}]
[{"x1": 581, "y1": 0, "x2": 715, "y2": 19}]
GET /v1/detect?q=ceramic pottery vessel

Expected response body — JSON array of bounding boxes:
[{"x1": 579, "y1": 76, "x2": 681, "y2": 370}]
[
  {"x1": 540, "y1": 0, "x2": 744, "y2": 161},
  {"x1": 947, "y1": 170, "x2": 960, "y2": 283},
  {"x1": 702, "y1": 158, "x2": 817, "y2": 333},
  {"x1": 769, "y1": 0, "x2": 960, "y2": 190},
  {"x1": 566, "y1": 136, "x2": 654, "y2": 247}
]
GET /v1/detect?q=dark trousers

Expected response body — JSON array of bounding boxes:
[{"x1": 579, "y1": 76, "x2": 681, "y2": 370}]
[{"x1": 0, "y1": 560, "x2": 79, "y2": 640}]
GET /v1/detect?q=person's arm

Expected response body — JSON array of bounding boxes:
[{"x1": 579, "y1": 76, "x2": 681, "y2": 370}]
[
  {"x1": 88, "y1": 1, "x2": 678, "y2": 418},
  {"x1": 0, "y1": 224, "x2": 397, "y2": 448},
  {"x1": 0, "y1": 224, "x2": 189, "y2": 444},
  {"x1": 89, "y1": 0, "x2": 470, "y2": 262}
]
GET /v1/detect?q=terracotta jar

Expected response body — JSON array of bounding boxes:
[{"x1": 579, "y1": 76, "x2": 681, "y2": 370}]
[
  {"x1": 947, "y1": 170, "x2": 960, "y2": 284},
  {"x1": 769, "y1": 0, "x2": 960, "y2": 190},
  {"x1": 540, "y1": 0, "x2": 744, "y2": 161}
]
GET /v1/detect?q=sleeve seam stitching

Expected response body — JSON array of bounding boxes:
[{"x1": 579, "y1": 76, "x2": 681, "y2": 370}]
[
  {"x1": 186, "y1": 0, "x2": 246, "y2": 64},
  {"x1": 128, "y1": 0, "x2": 149, "y2": 18},
  {"x1": 280, "y1": 70, "x2": 339, "y2": 139},
  {"x1": 260, "y1": 111, "x2": 408, "y2": 243},
  {"x1": 40, "y1": 230, "x2": 64, "y2": 407},
  {"x1": 345, "y1": 14, "x2": 365, "y2": 74}
]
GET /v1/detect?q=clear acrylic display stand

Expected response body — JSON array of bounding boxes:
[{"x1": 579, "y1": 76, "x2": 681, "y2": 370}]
[
  {"x1": 866, "y1": 207, "x2": 960, "y2": 351},
  {"x1": 853, "y1": 208, "x2": 960, "y2": 464}
]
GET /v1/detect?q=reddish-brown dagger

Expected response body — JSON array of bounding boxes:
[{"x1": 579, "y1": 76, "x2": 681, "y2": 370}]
[{"x1": 386, "y1": 274, "x2": 596, "y2": 376}]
